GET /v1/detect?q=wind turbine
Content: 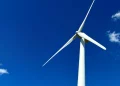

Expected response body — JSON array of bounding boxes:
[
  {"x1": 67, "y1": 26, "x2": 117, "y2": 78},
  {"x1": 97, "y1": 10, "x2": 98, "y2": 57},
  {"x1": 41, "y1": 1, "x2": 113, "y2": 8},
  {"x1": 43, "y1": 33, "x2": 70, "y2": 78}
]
[{"x1": 42, "y1": 0, "x2": 106, "y2": 86}]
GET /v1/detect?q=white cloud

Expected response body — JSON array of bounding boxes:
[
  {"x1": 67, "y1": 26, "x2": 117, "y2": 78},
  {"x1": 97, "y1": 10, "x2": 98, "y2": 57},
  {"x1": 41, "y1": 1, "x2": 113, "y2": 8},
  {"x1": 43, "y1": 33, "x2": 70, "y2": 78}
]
[
  {"x1": 0, "y1": 69, "x2": 9, "y2": 75},
  {"x1": 0, "y1": 64, "x2": 9, "y2": 75},
  {"x1": 107, "y1": 31, "x2": 120, "y2": 43},
  {"x1": 111, "y1": 11, "x2": 120, "y2": 21}
]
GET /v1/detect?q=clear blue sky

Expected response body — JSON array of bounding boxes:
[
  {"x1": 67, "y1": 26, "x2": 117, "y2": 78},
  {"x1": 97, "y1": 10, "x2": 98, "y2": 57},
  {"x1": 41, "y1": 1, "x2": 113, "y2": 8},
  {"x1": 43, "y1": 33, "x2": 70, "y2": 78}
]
[{"x1": 0, "y1": 0, "x2": 120, "y2": 86}]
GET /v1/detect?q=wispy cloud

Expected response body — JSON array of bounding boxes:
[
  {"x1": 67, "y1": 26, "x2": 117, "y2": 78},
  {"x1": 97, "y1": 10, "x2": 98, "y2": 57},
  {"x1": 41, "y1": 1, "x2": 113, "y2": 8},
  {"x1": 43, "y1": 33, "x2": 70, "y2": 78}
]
[
  {"x1": 107, "y1": 31, "x2": 120, "y2": 43},
  {"x1": 111, "y1": 11, "x2": 120, "y2": 21},
  {"x1": 0, "y1": 69, "x2": 9, "y2": 75}
]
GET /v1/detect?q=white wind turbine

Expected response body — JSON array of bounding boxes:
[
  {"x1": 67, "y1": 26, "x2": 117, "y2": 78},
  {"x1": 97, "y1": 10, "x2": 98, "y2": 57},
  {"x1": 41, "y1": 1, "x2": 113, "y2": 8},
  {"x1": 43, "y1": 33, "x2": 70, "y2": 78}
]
[{"x1": 42, "y1": 0, "x2": 106, "y2": 86}]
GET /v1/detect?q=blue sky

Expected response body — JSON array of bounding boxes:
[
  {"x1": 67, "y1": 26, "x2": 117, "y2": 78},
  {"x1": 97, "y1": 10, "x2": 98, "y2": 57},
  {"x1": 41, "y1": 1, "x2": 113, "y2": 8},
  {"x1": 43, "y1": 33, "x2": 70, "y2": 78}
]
[{"x1": 0, "y1": 0, "x2": 120, "y2": 86}]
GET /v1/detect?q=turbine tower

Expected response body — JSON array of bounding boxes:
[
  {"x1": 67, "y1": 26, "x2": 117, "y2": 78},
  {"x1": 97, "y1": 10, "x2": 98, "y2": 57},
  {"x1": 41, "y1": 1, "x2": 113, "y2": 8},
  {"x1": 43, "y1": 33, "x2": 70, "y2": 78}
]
[{"x1": 42, "y1": 0, "x2": 106, "y2": 86}]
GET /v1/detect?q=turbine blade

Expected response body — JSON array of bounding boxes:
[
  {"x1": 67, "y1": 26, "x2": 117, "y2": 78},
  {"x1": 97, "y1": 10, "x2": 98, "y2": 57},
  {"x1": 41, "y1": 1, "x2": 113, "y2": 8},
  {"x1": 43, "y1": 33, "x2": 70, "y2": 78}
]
[
  {"x1": 42, "y1": 34, "x2": 77, "y2": 67},
  {"x1": 77, "y1": 32, "x2": 106, "y2": 50},
  {"x1": 78, "y1": 0, "x2": 95, "y2": 32}
]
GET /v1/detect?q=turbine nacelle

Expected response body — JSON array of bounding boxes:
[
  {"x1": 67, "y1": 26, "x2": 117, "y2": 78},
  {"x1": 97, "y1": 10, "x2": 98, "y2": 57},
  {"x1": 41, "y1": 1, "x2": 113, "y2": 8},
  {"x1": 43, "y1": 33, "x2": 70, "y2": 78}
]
[
  {"x1": 76, "y1": 31, "x2": 89, "y2": 43},
  {"x1": 76, "y1": 31, "x2": 82, "y2": 38}
]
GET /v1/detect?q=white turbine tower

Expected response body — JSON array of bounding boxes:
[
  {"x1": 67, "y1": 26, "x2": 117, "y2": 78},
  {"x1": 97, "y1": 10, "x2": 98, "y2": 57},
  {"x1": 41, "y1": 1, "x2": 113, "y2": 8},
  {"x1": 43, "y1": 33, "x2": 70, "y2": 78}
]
[{"x1": 42, "y1": 0, "x2": 106, "y2": 86}]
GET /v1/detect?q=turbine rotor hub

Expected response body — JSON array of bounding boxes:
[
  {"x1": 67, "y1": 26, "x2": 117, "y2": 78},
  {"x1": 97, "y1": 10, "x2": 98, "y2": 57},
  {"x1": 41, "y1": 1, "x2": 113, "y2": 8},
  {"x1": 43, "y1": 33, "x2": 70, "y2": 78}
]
[{"x1": 76, "y1": 31, "x2": 79, "y2": 34}]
